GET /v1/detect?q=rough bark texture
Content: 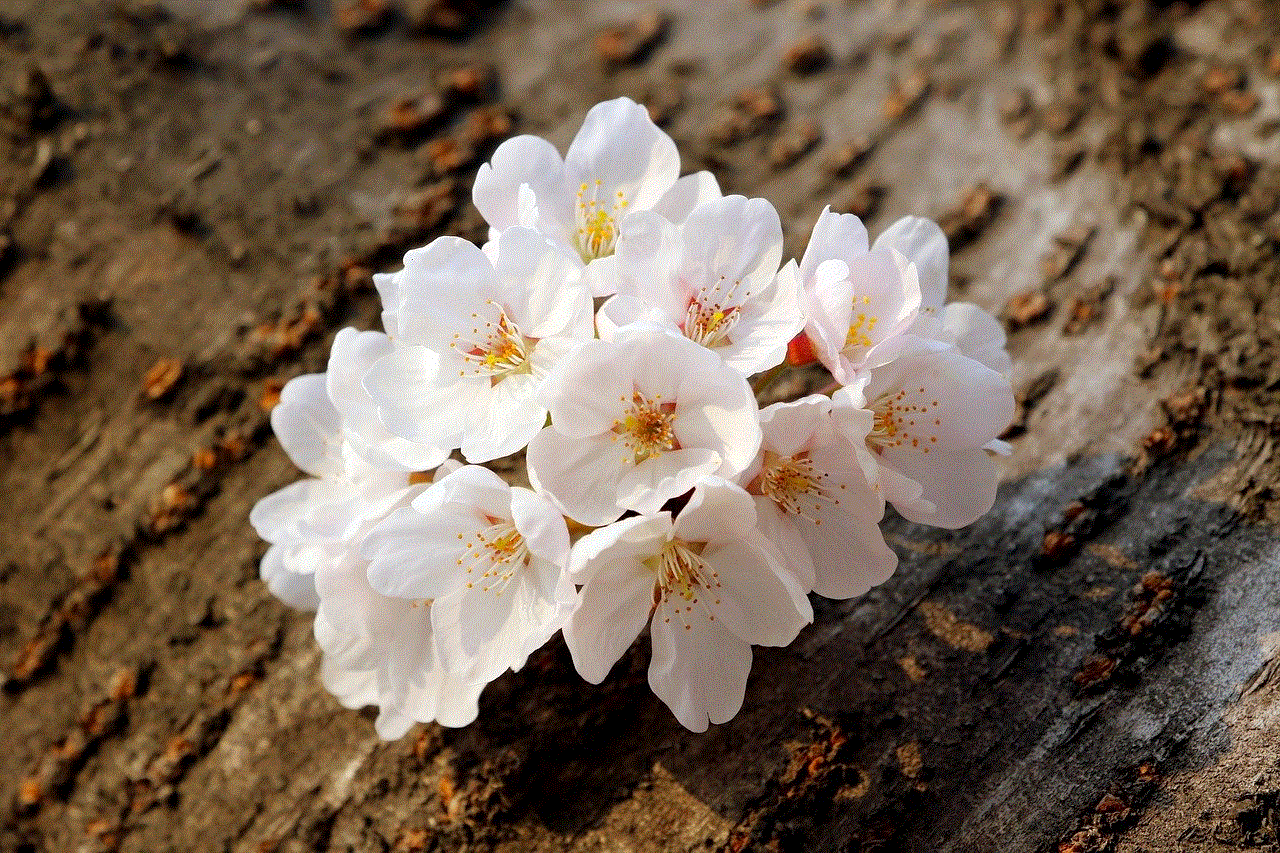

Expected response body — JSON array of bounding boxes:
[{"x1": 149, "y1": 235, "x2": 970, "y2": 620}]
[{"x1": 2, "y1": 1, "x2": 1280, "y2": 851}]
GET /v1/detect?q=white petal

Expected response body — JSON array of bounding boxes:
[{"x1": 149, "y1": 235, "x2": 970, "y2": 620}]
[
  {"x1": 883, "y1": 446, "x2": 999, "y2": 529},
  {"x1": 615, "y1": 448, "x2": 722, "y2": 516},
  {"x1": 364, "y1": 347, "x2": 467, "y2": 450},
  {"x1": 271, "y1": 374, "x2": 343, "y2": 478},
  {"x1": 526, "y1": 428, "x2": 630, "y2": 527},
  {"x1": 648, "y1": 605, "x2": 752, "y2": 732},
  {"x1": 650, "y1": 171, "x2": 723, "y2": 223},
  {"x1": 941, "y1": 301, "x2": 1012, "y2": 377},
  {"x1": 473, "y1": 135, "x2": 567, "y2": 231},
  {"x1": 493, "y1": 226, "x2": 592, "y2": 340},
  {"x1": 866, "y1": 347, "x2": 1015, "y2": 449},
  {"x1": 460, "y1": 372, "x2": 544, "y2": 463},
  {"x1": 363, "y1": 505, "x2": 479, "y2": 600},
  {"x1": 703, "y1": 535, "x2": 812, "y2": 646},
  {"x1": 564, "y1": 554, "x2": 656, "y2": 683},
  {"x1": 799, "y1": 206, "x2": 869, "y2": 281},
  {"x1": 670, "y1": 478, "x2": 759, "y2": 543},
  {"x1": 873, "y1": 216, "x2": 948, "y2": 310},
  {"x1": 510, "y1": 487, "x2": 570, "y2": 569},
  {"x1": 564, "y1": 97, "x2": 679, "y2": 210},
  {"x1": 260, "y1": 545, "x2": 320, "y2": 610}
]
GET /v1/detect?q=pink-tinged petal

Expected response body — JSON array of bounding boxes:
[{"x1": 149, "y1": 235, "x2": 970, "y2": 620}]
[
  {"x1": 565, "y1": 555, "x2": 656, "y2": 684},
  {"x1": 670, "y1": 478, "x2": 758, "y2": 543},
  {"x1": 866, "y1": 347, "x2": 1015, "y2": 449},
  {"x1": 568, "y1": 513, "x2": 672, "y2": 579},
  {"x1": 799, "y1": 206, "x2": 869, "y2": 281},
  {"x1": 473, "y1": 135, "x2": 567, "y2": 231},
  {"x1": 759, "y1": 395, "x2": 834, "y2": 458},
  {"x1": 648, "y1": 606, "x2": 753, "y2": 732},
  {"x1": 526, "y1": 428, "x2": 630, "y2": 527},
  {"x1": 616, "y1": 448, "x2": 721, "y2": 516},
  {"x1": 803, "y1": 510, "x2": 898, "y2": 599},
  {"x1": 753, "y1": 497, "x2": 817, "y2": 590},
  {"x1": 510, "y1": 487, "x2": 570, "y2": 569},
  {"x1": 538, "y1": 338, "x2": 637, "y2": 437},
  {"x1": 651, "y1": 171, "x2": 722, "y2": 223},
  {"x1": 873, "y1": 216, "x2": 949, "y2": 310},
  {"x1": 941, "y1": 301, "x2": 1011, "y2": 377},
  {"x1": 564, "y1": 97, "x2": 679, "y2": 210},
  {"x1": 703, "y1": 535, "x2": 812, "y2": 646},
  {"x1": 595, "y1": 293, "x2": 656, "y2": 340},
  {"x1": 612, "y1": 210, "x2": 684, "y2": 313},
  {"x1": 679, "y1": 195, "x2": 783, "y2": 297},
  {"x1": 883, "y1": 445, "x2": 999, "y2": 529}
]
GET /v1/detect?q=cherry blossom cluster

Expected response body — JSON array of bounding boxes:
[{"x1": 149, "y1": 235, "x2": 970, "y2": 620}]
[{"x1": 251, "y1": 97, "x2": 1015, "y2": 736}]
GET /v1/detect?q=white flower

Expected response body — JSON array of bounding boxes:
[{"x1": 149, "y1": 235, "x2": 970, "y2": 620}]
[
  {"x1": 526, "y1": 328, "x2": 762, "y2": 526},
  {"x1": 873, "y1": 216, "x2": 1011, "y2": 377},
  {"x1": 249, "y1": 373, "x2": 412, "y2": 579},
  {"x1": 563, "y1": 479, "x2": 812, "y2": 732},
  {"x1": 313, "y1": 503, "x2": 486, "y2": 739},
  {"x1": 472, "y1": 96, "x2": 721, "y2": 296},
  {"x1": 596, "y1": 195, "x2": 803, "y2": 377},
  {"x1": 745, "y1": 395, "x2": 896, "y2": 599},
  {"x1": 837, "y1": 339, "x2": 1015, "y2": 529},
  {"x1": 327, "y1": 327, "x2": 450, "y2": 472},
  {"x1": 251, "y1": 373, "x2": 478, "y2": 738},
  {"x1": 362, "y1": 465, "x2": 575, "y2": 683},
  {"x1": 793, "y1": 207, "x2": 923, "y2": 384},
  {"x1": 365, "y1": 227, "x2": 593, "y2": 463}
]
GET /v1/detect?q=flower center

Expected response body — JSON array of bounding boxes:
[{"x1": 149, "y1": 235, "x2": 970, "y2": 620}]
[
  {"x1": 648, "y1": 539, "x2": 723, "y2": 628},
  {"x1": 681, "y1": 275, "x2": 750, "y2": 348},
  {"x1": 843, "y1": 294, "x2": 879, "y2": 354},
  {"x1": 450, "y1": 300, "x2": 534, "y2": 383},
  {"x1": 612, "y1": 390, "x2": 678, "y2": 463},
  {"x1": 867, "y1": 387, "x2": 940, "y2": 454},
  {"x1": 574, "y1": 179, "x2": 627, "y2": 262},
  {"x1": 758, "y1": 450, "x2": 841, "y2": 523},
  {"x1": 458, "y1": 517, "x2": 529, "y2": 595}
]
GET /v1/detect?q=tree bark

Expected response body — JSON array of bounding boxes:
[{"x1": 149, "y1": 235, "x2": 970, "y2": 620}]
[{"x1": 2, "y1": 1, "x2": 1279, "y2": 851}]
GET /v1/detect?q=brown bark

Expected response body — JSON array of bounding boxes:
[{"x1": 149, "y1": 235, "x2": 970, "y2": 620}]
[{"x1": 2, "y1": 1, "x2": 1279, "y2": 851}]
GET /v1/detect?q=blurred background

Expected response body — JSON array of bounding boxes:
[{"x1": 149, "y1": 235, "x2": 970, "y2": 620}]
[{"x1": 2, "y1": 1, "x2": 1280, "y2": 851}]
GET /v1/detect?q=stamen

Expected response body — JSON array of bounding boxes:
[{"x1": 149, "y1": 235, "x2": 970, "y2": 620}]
[
  {"x1": 448, "y1": 299, "x2": 534, "y2": 383},
  {"x1": 611, "y1": 390, "x2": 679, "y2": 463},
  {"x1": 866, "y1": 388, "x2": 940, "y2": 455},
  {"x1": 456, "y1": 517, "x2": 529, "y2": 596},
  {"x1": 682, "y1": 276, "x2": 748, "y2": 348},
  {"x1": 648, "y1": 539, "x2": 723, "y2": 631},
  {"x1": 574, "y1": 179, "x2": 627, "y2": 262},
  {"x1": 760, "y1": 450, "x2": 839, "y2": 524}
]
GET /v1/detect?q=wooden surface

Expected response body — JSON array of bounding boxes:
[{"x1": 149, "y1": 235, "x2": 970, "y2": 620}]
[{"x1": 3, "y1": 0, "x2": 1280, "y2": 850}]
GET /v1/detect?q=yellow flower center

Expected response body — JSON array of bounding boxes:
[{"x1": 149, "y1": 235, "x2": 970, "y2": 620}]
[
  {"x1": 758, "y1": 450, "x2": 842, "y2": 523},
  {"x1": 867, "y1": 387, "x2": 940, "y2": 454},
  {"x1": 449, "y1": 300, "x2": 533, "y2": 383},
  {"x1": 457, "y1": 517, "x2": 529, "y2": 596},
  {"x1": 574, "y1": 179, "x2": 627, "y2": 262},
  {"x1": 612, "y1": 390, "x2": 678, "y2": 463},
  {"x1": 648, "y1": 539, "x2": 723, "y2": 629}
]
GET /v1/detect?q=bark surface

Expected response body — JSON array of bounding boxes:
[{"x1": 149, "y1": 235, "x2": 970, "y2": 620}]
[{"x1": 2, "y1": 1, "x2": 1280, "y2": 851}]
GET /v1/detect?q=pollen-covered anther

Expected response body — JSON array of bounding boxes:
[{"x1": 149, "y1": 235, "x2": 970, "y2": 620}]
[
  {"x1": 458, "y1": 518, "x2": 529, "y2": 595},
  {"x1": 760, "y1": 450, "x2": 837, "y2": 523},
  {"x1": 867, "y1": 389, "x2": 939, "y2": 454},
  {"x1": 449, "y1": 300, "x2": 533, "y2": 382},
  {"x1": 844, "y1": 296, "x2": 879, "y2": 352},
  {"x1": 612, "y1": 390, "x2": 679, "y2": 463},
  {"x1": 650, "y1": 539, "x2": 723, "y2": 629},
  {"x1": 574, "y1": 179, "x2": 627, "y2": 262}
]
